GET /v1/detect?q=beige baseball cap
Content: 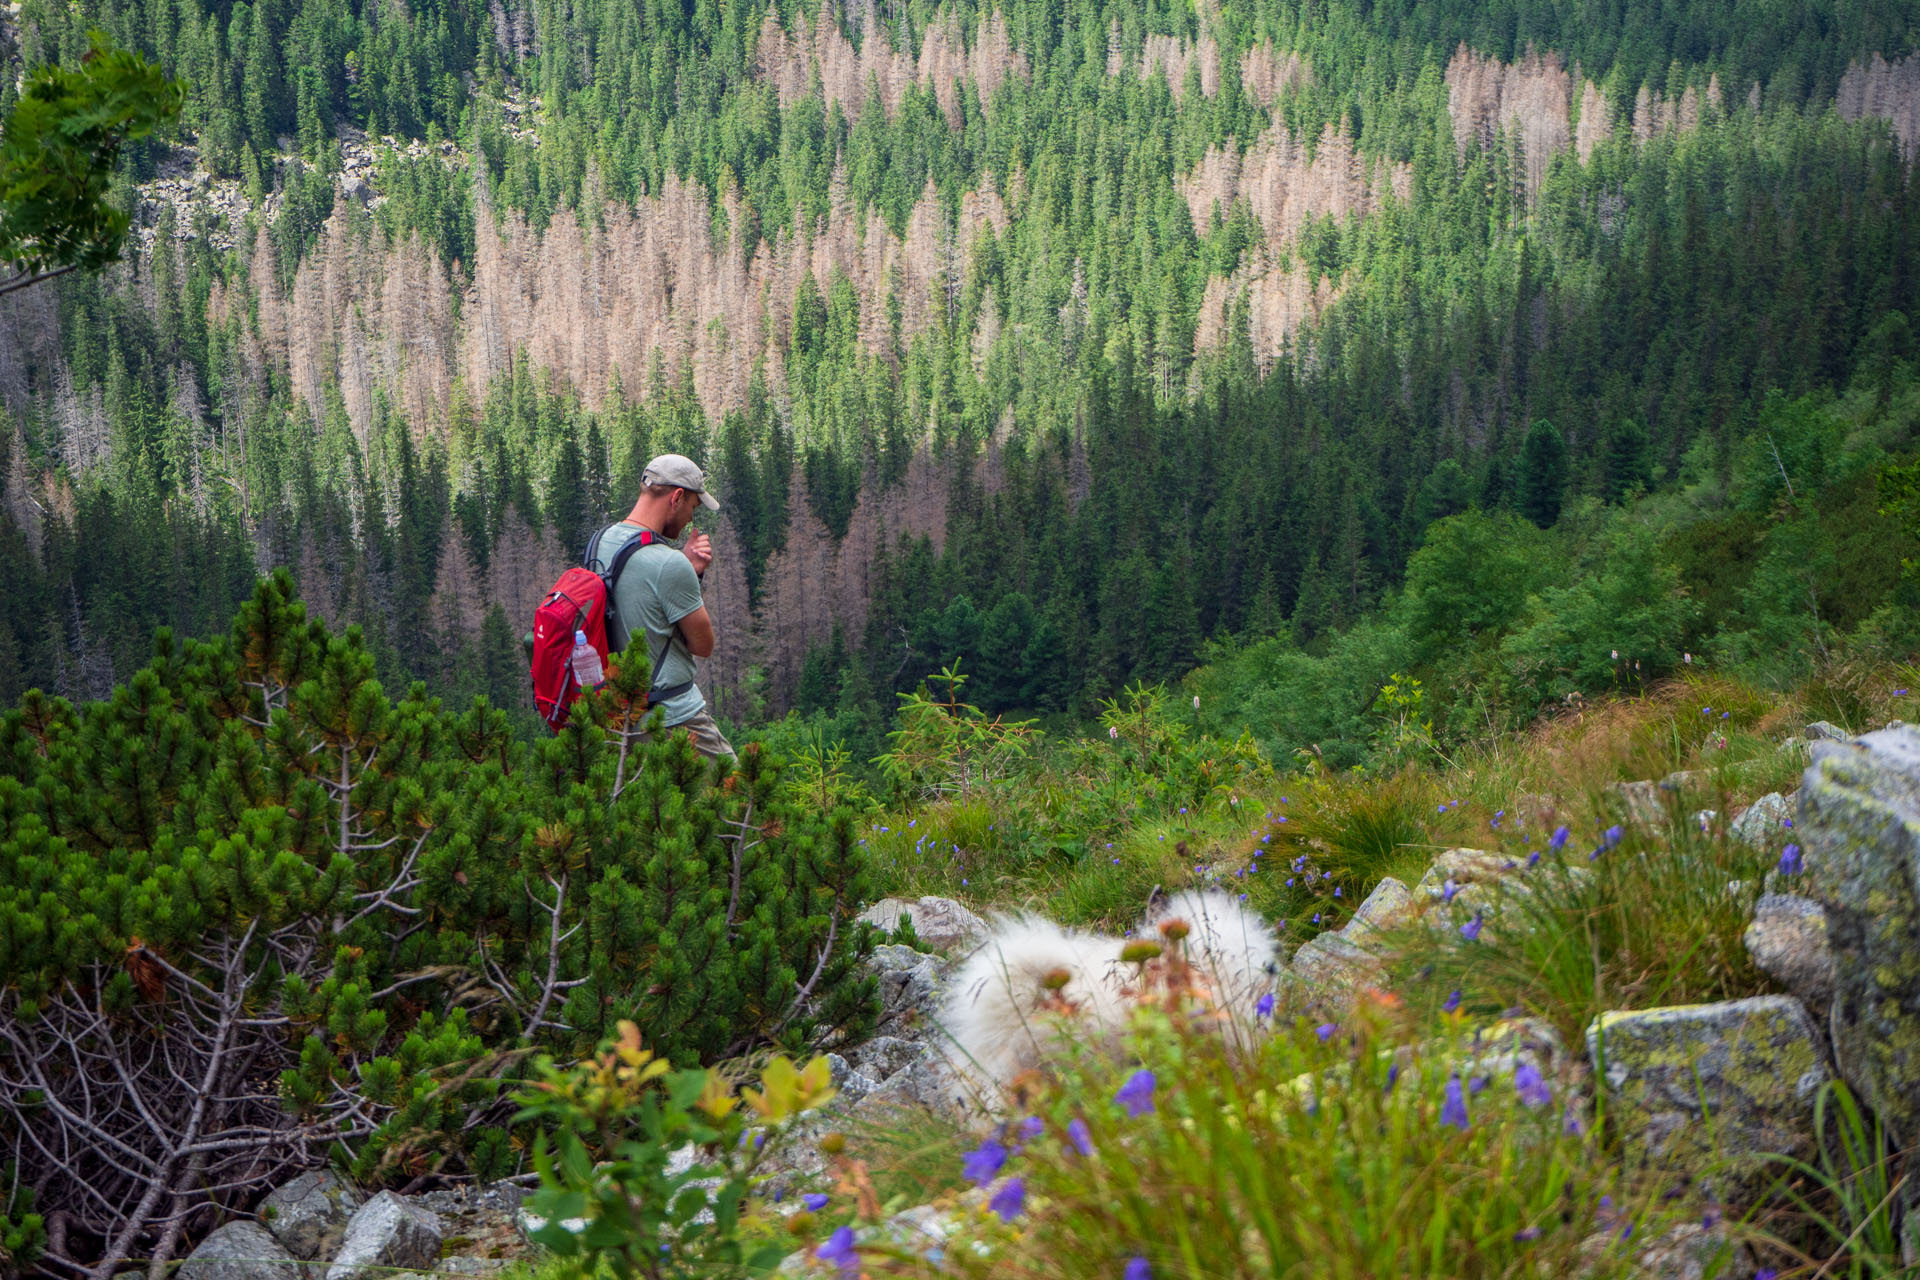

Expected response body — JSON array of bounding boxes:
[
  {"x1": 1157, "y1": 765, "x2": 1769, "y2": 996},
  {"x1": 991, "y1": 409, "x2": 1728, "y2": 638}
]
[{"x1": 643, "y1": 453, "x2": 721, "y2": 510}]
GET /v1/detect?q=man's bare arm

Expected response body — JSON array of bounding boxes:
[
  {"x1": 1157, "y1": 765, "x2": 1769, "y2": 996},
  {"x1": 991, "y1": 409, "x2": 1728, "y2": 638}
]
[{"x1": 676, "y1": 605, "x2": 715, "y2": 659}]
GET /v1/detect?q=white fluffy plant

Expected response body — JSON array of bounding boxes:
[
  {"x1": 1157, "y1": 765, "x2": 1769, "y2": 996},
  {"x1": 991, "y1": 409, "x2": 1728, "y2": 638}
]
[{"x1": 936, "y1": 891, "x2": 1281, "y2": 1106}]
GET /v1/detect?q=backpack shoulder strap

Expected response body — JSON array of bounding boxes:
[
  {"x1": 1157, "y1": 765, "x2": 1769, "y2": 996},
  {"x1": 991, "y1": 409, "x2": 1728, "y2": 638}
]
[
  {"x1": 604, "y1": 527, "x2": 657, "y2": 583},
  {"x1": 602, "y1": 529, "x2": 674, "y2": 689}
]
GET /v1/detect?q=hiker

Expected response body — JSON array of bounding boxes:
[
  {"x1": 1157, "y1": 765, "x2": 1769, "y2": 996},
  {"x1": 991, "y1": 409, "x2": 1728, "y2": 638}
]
[{"x1": 592, "y1": 453, "x2": 735, "y2": 760}]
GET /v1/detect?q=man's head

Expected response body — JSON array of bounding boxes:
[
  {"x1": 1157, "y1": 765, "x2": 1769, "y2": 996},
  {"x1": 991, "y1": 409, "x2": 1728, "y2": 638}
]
[{"x1": 636, "y1": 453, "x2": 720, "y2": 537}]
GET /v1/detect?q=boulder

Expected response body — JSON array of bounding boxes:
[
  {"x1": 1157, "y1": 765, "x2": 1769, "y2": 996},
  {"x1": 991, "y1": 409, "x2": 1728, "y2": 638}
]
[
  {"x1": 1412, "y1": 848, "x2": 1519, "y2": 902},
  {"x1": 1729, "y1": 792, "x2": 1792, "y2": 848},
  {"x1": 1587, "y1": 996, "x2": 1831, "y2": 1201},
  {"x1": 1743, "y1": 894, "x2": 1834, "y2": 1012},
  {"x1": 1805, "y1": 721, "x2": 1853, "y2": 742},
  {"x1": 325, "y1": 1192, "x2": 443, "y2": 1280},
  {"x1": 857, "y1": 897, "x2": 988, "y2": 952},
  {"x1": 1286, "y1": 932, "x2": 1385, "y2": 1009},
  {"x1": 179, "y1": 1223, "x2": 307, "y2": 1280},
  {"x1": 1341, "y1": 877, "x2": 1414, "y2": 942},
  {"x1": 1609, "y1": 779, "x2": 1665, "y2": 827},
  {"x1": 1798, "y1": 724, "x2": 1920, "y2": 1147},
  {"x1": 852, "y1": 1055, "x2": 965, "y2": 1118},
  {"x1": 823, "y1": 1052, "x2": 884, "y2": 1105},
  {"x1": 259, "y1": 1170, "x2": 362, "y2": 1260},
  {"x1": 867, "y1": 898, "x2": 998, "y2": 955},
  {"x1": 865, "y1": 944, "x2": 947, "y2": 1034},
  {"x1": 850, "y1": 1034, "x2": 932, "y2": 1083}
]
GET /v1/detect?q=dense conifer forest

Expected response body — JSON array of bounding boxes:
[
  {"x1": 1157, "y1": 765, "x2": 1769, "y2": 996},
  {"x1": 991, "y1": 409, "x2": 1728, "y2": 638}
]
[{"x1": 1, "y1": 0, "x2": 1918, "y2": 754}]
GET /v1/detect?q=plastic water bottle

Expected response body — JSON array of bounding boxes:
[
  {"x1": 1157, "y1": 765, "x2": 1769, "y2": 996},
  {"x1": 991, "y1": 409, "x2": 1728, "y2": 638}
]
[{"x1": 569, "y1": 630, "x2": 604, "y2": 689}]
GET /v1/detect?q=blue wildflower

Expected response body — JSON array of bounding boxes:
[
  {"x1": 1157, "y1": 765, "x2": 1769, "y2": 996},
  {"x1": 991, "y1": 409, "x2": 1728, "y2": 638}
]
[
  {"x1": 989, "y1": 1176, "x2": 1026, "y2": 1222},
  {"x1": 1460, "y1": 912, "x2": 1484, "y2": 941},
  {"x1": 1115, "y1": 1069, "x2": 1157, "y2": 1117},
  {"x1": 1442, "y1": 878, "x2": 1460, "y2": 903},
  {"x1": 1066, "y1": 1117, "x2": 1094, "y2": 1157},
  {"x1": 1513, "y1": 1227, "x2": 1541, "y2": 1241},
  {"x1": 803, "y1": 1193, "x2": 831, "y2": 1211},
  {"x1": 1016, "y1": 1115, "x2": 1044, "y2": 1146},
  {"x1": 1124, "y1": 1259, "x2": 1152, "y2": 1280},
  {"x1": 1441, "y1": 1076, "x2": 1470, "y2": 1129},
  {"x1": 814, "y1": 1226, "x2": 858, "y2": 1277},
  {"x1": 1550, "y1": 824, "x2": 1570, "y2": 852},
  {"x1": 962, "y1": 1139, "x2": 1008, "y2": 1186},
  {"x1": 1778, "y1": 844, "x2": 1803, "y2": 875},
  {"x1": 1443, "y1": 989, "x2": 1462, "y2": 1014},
  {"x1": 1255, "y1": 992, "x2": 1277, "y2": 1020},
  {"x1": 1315, "y1": 1022, "x2": 1336, "y2": 1042},
  {"x1": 1514, "y1": 1062, "x2": 1552, "y2": 1108},
  {"x1": 1602, "y1": 824, "x2": 1625, "y2": 850}
]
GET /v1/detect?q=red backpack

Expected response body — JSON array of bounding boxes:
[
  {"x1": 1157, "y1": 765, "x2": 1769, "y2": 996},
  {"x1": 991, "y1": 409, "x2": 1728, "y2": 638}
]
[{"x1": 529, "y1": 525, "x2": 688, "y2": 732}]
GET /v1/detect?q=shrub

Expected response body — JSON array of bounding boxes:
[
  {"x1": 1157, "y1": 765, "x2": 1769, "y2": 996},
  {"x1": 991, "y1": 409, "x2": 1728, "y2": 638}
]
[{"x1": 0, "y1": 573, "x2": 878, "y2": 1277}]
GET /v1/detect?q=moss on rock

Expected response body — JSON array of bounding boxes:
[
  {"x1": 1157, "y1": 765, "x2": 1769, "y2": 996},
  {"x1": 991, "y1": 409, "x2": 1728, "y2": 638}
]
[{"x1": 1586, "y1": 996, "x2": 1831, "y2": 1203}]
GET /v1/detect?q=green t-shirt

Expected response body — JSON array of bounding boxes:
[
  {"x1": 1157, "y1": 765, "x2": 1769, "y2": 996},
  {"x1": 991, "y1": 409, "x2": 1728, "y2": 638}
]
[{"x1": 597, "y1": 522, "x2": 706, "y2": 727}]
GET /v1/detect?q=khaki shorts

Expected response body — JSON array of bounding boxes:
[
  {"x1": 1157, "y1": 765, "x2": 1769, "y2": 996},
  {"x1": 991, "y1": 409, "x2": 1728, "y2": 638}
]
[{"x1": 655, "y1": 704, "x2": 736, "y2": 760}]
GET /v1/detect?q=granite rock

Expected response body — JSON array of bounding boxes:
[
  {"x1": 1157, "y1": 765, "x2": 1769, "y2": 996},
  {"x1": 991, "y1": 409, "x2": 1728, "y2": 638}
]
[
  {"x1": 259, "y1": 1170, "x2": 362, "y2": 1261},
  {"x1": 1729, "y1": 792, "x2": 1793, "y2": 848},
  {"x1": 865, "y1": 944, "x2": 947, "y2": 1034},
  {"x1": 1587, "y1": 996, "x2": 1831, "y2": 1202},
  {"x1": 1798, "y1": 725, "x2": 1920, "y2": 1147},
  {"x1": 179, "y1": 1223, "x2": 307, "y2": 1280},
  {"x1": 1743, "y1": 894, "x2": 1834, "y2": 1012},
  {"x1": 325, "y1": 1192, "x2": 443, "y2": 1280},
  {"x1": 1287, "y1": 931, "x2": 1385, "y2": 1009},
  {"x1": 1341, "y1": 877, "x2": 1415, "y2": 942},
  {"x1": 857, "y1": 897, "x2": 989, "y2": 953}
]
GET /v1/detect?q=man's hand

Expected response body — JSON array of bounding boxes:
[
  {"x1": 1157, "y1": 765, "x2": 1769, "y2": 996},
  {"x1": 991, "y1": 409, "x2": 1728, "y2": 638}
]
[{"x1": 682, "y1": 527, "x2": 714, "y2": 577}]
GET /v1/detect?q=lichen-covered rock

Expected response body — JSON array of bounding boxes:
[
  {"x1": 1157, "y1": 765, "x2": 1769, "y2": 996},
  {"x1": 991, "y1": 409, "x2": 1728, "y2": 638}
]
[
  {"x1": 1608, "y1": 772, "x2": 1709, "y2": 828},
  {"x1": 1798, "y1": 724, "x2": 1920, "y2": 1147},
  {"x1": 852, "y1": 1055, "x2": 966, "y2": 1118},
  {"x1": 857, "y1": 897, "x2": 988, "y2": 952},
  {"x1": 1743, "y1": 894, "x2": 1834, "y2": 1011},
  {"x1": 1586, "y1": 996, "x2": 1831, "y2": 1202},
  {"x1": 851, "y1": 1034, "x2": 931, "y2": 1083},
  {"x1": 865, "y1": 944, "x2": 947, "y2": 1033},
  {"x1": 179, "y1": 1223, "x2": 307, "y2": 1280},
  {"x1": 1805, "y1": 721, "x2": 1853, "y2": 742},
  {"x1": 1287, "y1": 932, "x2": 1385, "y2": 1008},
  {"x1": 259, "y1": 1170, "x2": 363, "y2": 1260},
  {"x1": 823, "y1": 1052, "x2": 884, "y2": 1103},
  {"x1": 1412, "y1": 848, "x2": 1518, "y2": 901},
  {"x1": 325, "y1": 1192, "x2": 443, "y2": 1280},
  {"x1": 1730, "y1": 792, "x2": 1793, "y2": 848},
  {"x1": 1341, "y1": 877, "x2": 1414, "y2": 941}
]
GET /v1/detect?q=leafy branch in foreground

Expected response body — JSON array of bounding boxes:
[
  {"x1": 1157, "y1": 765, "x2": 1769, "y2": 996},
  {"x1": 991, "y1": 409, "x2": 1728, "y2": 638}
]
[
  {"x1": 0, "y1": 31, "x2": 183, "y2": 295},
  {"x1": 516, "y1": 1023, "x2": 839, "y2": 1280}
]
